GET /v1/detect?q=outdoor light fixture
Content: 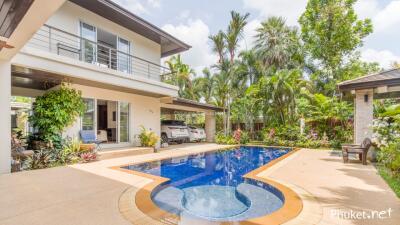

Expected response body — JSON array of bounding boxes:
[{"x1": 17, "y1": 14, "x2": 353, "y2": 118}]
[{"x1": 364, "y1": 94, "x2": 368, "y2": 102}]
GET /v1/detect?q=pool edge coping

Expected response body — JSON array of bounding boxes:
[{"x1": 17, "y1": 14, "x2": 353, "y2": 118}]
[{"x1": 113, "y1": 146, "x2": 303, "y2": 225}]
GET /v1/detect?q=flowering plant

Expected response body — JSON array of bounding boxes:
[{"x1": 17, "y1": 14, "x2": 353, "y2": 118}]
[{"x1": 372, "y1": 117, "x2": 400, "y2": 148}]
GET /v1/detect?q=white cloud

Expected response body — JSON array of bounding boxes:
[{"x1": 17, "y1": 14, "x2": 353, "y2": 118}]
[
  {"x1": 162, "y1": 19, "x2": 218, "y2": 75},
  {"x1": 147, "y1": 0, "x2": 161, "y2": 8},
  {"x1": 112, "y1": 0, "x2": 147, "y2": 14},
  {"x1": 239, "y1": 19, "x2": 261, "y2": 51},
  {"x1": 111, "y1": 0, "x2": 161, "y2": 15},
  {"x1": 373, "y1": 1, "x2": 400, "y2": 32},
  {"x1": 354, "y1": 0, "x2": 380, "y2": 19},
  {"x1": 243, "y1": 0, "x2": 307, "y2": 26},
  {"x1": 177, "y1": 10, "x2": 191, "y2": 20},
  {"x1": 361, "y1": 49, "x2": 400, "y2": 69}
]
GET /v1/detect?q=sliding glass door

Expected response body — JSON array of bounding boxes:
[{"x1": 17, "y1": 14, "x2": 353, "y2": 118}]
[
  {"x1": 82, "y1": 98, "x2": 95, "y2": 131},
  {"x1": 80, "y1": 22, "x2": 97, "y2": 64},
  {"x1": 118, "y1": 102, "x2": 130, "y2": 143},
  {"x1": 82, "y1": 98, "x2": 130, "y2": 143}
]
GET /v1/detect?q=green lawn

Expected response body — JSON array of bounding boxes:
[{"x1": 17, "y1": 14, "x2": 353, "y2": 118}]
[{"x1": 378, "y1": 166, "x2": 400, "y2": 198}]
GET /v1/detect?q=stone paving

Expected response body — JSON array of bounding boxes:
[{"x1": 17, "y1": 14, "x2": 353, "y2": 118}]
[{"x1": 0, "y1": 146, "x2": 399, "y2": 225}]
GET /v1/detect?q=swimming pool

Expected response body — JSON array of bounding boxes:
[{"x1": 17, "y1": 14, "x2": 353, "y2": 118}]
[{"x1": 123, "y1": 146, "x2": 291, "y2": 221}]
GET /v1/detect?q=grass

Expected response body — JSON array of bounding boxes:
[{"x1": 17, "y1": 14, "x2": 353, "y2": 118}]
[{"x1": 377, "y1": 165, "x2": 400, "y2": 198}]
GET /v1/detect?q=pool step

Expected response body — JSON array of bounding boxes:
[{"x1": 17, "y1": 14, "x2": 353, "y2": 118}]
[
  {"x1": 231, "y1": 183, "x2": 283, "y2": 220},
  {"x1": 181, "y1": 185, "x2": 249, "y2": 219},
  {"x1": 152, "y1": 186, "x2": 184, "y2": 215}
]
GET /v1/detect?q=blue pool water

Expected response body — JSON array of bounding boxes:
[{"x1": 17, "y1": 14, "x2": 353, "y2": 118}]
[{"x1": 123, "y1": 146, "x2": 290, "y2": 221}]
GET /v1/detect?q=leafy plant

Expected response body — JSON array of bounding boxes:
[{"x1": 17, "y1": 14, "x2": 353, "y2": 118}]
[
  {"x1": 24, "y1": 150, "x2": 53, "y2": 170},
  {"x1": 216, "y1": 132, "x2": 237, "y2": 145},
  {"x1": 80, "y1": 152, "x2": 98, "y2": 162},
  {"x1": 29, "y1": 83, "x2": 85, "y2": 143},
  {"x1": 138, "y1": 126, "x2": 159, "y2": 148},
  {"x1": 378, "y1": 141, "x2": 400, "y2": 177}
]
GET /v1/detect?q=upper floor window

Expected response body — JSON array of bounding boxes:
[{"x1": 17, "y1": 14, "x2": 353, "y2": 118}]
[
  {"x1": 118, "y1": 37, "x2": 131, "y2": 73},
  {"x1": 80, "y1": 22, "x2": 97, "y2": 64},
  {"x1": 79, "y1": 22, "x2": 131, "y2": 73}
]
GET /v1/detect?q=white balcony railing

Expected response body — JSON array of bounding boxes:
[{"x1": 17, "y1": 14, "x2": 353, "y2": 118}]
[{"x1": 26, "y1": 24, "x2": 173, "y2": 82}]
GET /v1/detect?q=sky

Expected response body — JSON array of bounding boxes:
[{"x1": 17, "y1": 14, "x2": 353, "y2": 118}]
[{"x1": 112, "y1": 0, "x2": 400, "y2": 74}]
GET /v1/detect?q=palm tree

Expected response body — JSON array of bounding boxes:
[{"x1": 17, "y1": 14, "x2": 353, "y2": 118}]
[
  {"x1": 251, "y1": 69, "x2": 305, "y2": 125},
  {"x1": 237, "y1": 50, "x2": 264, "y2": 85},
  {"x1": 226, "y1": 11, "x2": 250, "y2": 63},
  {"x1": 209, "y1": 31, "x2": 226, "y2": 63},
  {"x1": 192, "y1": 68, "x2": 215, "y2": 103},
  {"x1": 254, "y1": 16, "x2": 302, "y2": 71},
  {"x1": 165, "y1": 55, "x2": 196, "y2": 99}
]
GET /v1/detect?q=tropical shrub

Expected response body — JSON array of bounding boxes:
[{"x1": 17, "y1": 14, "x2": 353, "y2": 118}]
[
  {"x1": 372, "y1": 104, "x2": 400, "y2": 178},
  {"x1": 372, "y1": 117, "x2": 400, "y2": 148},
  {"x1": 29, "y1": 83, "x2": 85, "y2": 143},
  {"x1": 24, "y1": 150, "x2": 53, "y2": 170},
  {"x1": 216, "y1": 132, "x2": 237, "y2": 145},
  {"x1": 240, "y1": 131, "x2": 250, "y2": 144},
  {"x1": 138, "y1": 126, "x2": 159, "y2": 147},
  {"x1": 378, "y1": 141, "x2": 400, "y2": 178}
]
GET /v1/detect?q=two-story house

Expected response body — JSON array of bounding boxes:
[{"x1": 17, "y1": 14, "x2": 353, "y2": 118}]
[{"x1": 0, "y1": 0, "x2": 221, "y2": 174}]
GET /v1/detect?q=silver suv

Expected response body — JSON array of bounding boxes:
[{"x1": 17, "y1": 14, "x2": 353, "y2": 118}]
[{"x1": 161, "y1": 120, "x2": 189, "y2": 144}]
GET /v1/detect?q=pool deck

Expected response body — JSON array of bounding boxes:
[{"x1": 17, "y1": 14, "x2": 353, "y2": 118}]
[{"x1": 0, "y1": 146, "x2": 399, "y2": 225}]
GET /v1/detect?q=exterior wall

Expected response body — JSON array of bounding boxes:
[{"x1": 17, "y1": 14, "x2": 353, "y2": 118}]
[
  {"x1": 45, "y1": 1, "x2": 161, "y2": 64},
  {"x1": 354, "y1": 89, "x2": 374, "y2": 144},
  {"x1": 0, "y1": 60, "x2": 11, "y2": 174},
  {"x1": 12, "y1": 50, "x2": 179, "y2": 97},
  {"x1": 63, "y1": 84, "x2": 161, "y2": 147}
]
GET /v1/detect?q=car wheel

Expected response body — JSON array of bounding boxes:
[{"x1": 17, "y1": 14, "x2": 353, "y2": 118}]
[{"x1": 161, "y1": 133, "x2": 168, "y2": 144}]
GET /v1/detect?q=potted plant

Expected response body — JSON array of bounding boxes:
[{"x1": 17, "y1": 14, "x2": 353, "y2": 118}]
[{"x1": 138, "y1": 126, "x2": 160, "y2": 152}]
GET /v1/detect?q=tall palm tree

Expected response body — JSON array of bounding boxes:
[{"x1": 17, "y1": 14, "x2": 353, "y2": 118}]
[
  {"x1": 209, "y1": 31, "x2": 226, "y2": 63},
  {"x1": 254, "y1": 16, "x2": 302, "y2": 71},
  {"x1": 226, "y1": 11, "x2": 250, "y2": 63}
]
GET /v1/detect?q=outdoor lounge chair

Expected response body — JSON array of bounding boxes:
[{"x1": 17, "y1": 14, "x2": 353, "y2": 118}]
[
  {"x1": 342, "y1": 138, "x2": 372, "y2": 165},
  {"x1": 80, "y1": 130, "x2": 102, "y2": 150}
]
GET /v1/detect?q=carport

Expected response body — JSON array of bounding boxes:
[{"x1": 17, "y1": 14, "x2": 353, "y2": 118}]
[{"x1": 160, "y1": 97, "x2": 224, "y2": 142}]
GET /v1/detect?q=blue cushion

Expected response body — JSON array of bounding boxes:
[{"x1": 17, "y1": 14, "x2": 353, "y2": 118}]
[{"x1": 80, "y1": 130, "x2": 96, "y2": 143}]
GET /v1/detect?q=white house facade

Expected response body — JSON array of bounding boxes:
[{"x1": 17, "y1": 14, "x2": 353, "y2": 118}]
[{"x1": 0, "y1": 0, "x2": 221, "y2": 174}]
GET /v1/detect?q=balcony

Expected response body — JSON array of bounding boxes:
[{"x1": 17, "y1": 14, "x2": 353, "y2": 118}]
[{"x1": 25, "y1": 24, "x2": 172, "y2": 82}]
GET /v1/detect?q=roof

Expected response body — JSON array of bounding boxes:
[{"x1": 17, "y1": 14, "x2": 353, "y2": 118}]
[
  {"x1": 69, "y1": 0, "x2": 191, "y2": 57},
  {"x1": 0, "y1": 0, "x2": 34, "y2": 39},
  {"x1": 338, "y1": 68, "x2": 400, "y2": 91},
  {"x1": 161, "y1": 97, "x2": 225, "y2": 112}
]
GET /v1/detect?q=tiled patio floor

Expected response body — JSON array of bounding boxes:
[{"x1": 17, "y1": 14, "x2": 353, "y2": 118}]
[{"x1": 0, "y1": 147, "x2": 398, "y2": 225}]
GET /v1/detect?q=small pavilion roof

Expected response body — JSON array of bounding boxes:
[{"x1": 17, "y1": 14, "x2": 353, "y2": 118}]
[{"x1": 338, "y1": 69, "x2": 400, "y2": 91}]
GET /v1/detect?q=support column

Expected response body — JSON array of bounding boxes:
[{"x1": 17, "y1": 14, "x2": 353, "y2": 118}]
[
  {"x1": 354, "y1": 89, "x2": 374, "y2": 144},
  {"x1": 205, "y1": 111, "x2": 216, "y2": 142},
  {"x1": 0, "y1": 60, "x2": 11, "y2": 174}
]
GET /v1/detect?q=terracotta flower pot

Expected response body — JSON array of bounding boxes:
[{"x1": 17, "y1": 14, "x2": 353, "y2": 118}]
[{"x1": 80, "y1": 143, "x2": 95, "y2": 152}]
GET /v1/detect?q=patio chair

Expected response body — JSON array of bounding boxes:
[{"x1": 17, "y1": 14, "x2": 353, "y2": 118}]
[
  {"x1": 342, "y1": 138, "x2": 372, "y2": 165},
  {"x1": 80, "y1": 130, "x2": 102, "y2": 151}
]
